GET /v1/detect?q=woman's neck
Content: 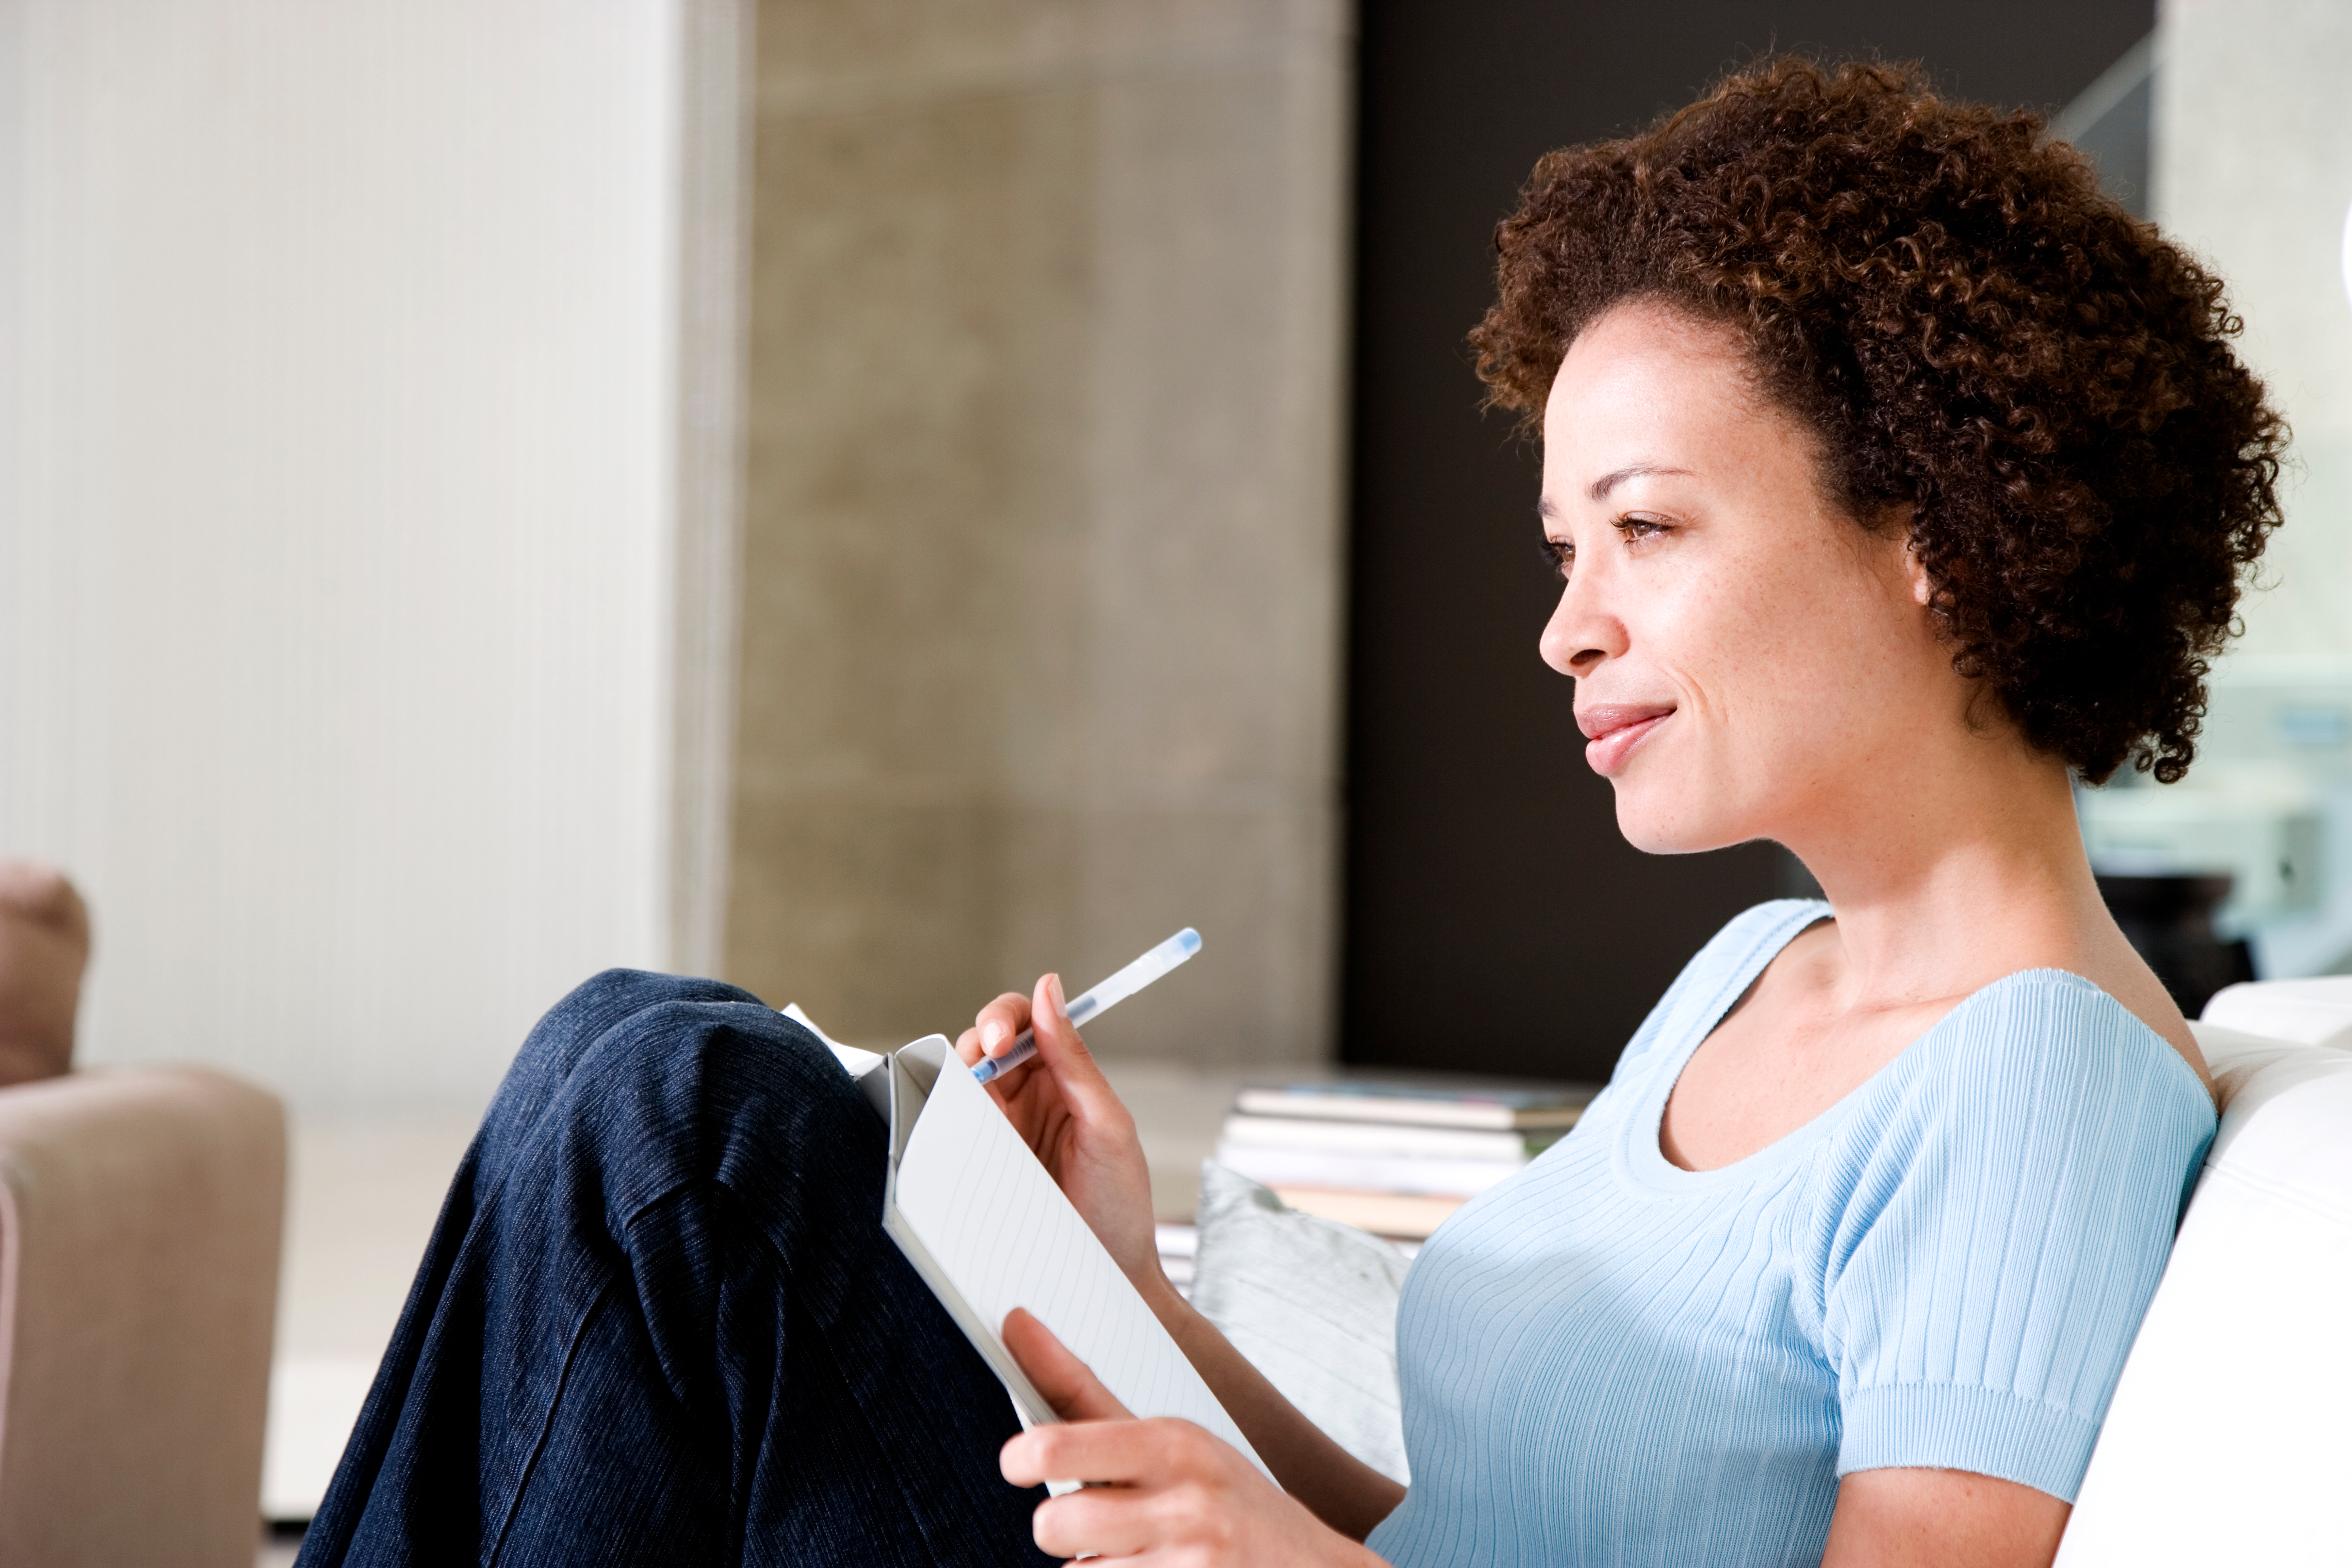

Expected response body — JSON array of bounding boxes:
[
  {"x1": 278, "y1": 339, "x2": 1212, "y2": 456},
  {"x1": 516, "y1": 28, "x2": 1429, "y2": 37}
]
[
  {"x1": 1780, "y1": 731, "x2": 2172, "y2": 1035},
  {"x1": 1777, "y1": 726, "x2": 2209, "y2": 1093}
]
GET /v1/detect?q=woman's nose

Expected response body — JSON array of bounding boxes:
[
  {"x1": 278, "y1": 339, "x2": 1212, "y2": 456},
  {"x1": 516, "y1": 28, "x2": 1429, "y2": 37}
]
[{"x1": 1539, "y1": 579, "x2": 1625, "y2": 678}]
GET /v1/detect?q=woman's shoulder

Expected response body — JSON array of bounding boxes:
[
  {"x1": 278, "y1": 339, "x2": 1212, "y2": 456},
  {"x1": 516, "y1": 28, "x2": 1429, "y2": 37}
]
[
  {"x1": 1847, "y1": 968, "x2": 2218, "y2": 1165},
  {"x1": 1798, "y1": 968, "x2": 2218, "y2": 1337},
  {"x1": 1940, "y1": 969, "x2": 2209, "y2": 1094}
]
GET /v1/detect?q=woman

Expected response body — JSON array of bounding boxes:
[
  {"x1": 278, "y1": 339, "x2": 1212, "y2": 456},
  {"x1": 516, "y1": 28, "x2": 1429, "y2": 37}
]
[{"x1": 299, "y1": 59, "x2": 2281, "y2": 1568}]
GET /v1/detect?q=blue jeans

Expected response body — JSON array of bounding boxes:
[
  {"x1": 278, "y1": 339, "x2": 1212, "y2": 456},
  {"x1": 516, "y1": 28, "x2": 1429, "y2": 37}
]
[{"x1": 296, "y1": 970, "x2": 1053, "y2": 1567}]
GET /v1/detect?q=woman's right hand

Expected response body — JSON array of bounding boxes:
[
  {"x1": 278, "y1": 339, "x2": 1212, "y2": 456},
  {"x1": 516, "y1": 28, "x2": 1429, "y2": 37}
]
[
  {"x1": 966, "y1": 987, "x2": 1411, "y2": 1547},
  {"x1": 956, "y1": 974, "x2": 1167, "y2": 1300},
  {"x1": 1001, "y1": 1309, "x2": 1391, "y2": 1567}
]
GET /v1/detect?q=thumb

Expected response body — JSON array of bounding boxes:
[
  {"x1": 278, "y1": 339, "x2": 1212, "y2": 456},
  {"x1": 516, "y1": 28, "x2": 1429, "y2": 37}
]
[
  {"x1": 1004, "y1": 1307, "x2": 1132, "y2": 1422},
  {"x1": 1027, "y1": 973, "x2": 1129, "y2": 1128}
]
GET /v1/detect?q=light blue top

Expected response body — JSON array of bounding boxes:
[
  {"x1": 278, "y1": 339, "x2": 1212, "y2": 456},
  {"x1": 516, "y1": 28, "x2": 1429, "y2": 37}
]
[{"x1": 1367, "y1": 901, "x2": 2215, "y2": 1568}]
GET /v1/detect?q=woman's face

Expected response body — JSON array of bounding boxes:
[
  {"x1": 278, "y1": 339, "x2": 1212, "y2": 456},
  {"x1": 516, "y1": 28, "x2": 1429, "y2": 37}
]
[{"x1": 1538, "y1": 300, "x2": 1966, "y2": 855}]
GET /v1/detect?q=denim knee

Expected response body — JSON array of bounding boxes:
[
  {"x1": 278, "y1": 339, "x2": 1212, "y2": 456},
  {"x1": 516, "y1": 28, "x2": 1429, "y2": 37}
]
[
  {"x1": 507, "y1": 970, "x2": 873, "y2": 1208},
  {"x1": 513, "y1": 968, "x2": 766, "y2": 1085}
]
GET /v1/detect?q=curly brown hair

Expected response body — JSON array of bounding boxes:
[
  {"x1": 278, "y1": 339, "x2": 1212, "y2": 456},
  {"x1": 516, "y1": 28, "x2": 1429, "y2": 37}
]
[{"x1": 1471, "y1": 56, "x2": 2286, "y2": 784}]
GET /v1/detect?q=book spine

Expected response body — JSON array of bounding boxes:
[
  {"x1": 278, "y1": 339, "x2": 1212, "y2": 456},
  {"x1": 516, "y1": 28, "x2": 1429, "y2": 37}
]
[
  {"x1": 1214, "y1": 1141, "x2": 1527, "y2": 1198},
  {"x1": 1233, "y1": 1090, "x2": 1520, "y2": 1129},
  {"x1": 1219, "y1": 1113, "x2": 1537, "y2": 1162}
]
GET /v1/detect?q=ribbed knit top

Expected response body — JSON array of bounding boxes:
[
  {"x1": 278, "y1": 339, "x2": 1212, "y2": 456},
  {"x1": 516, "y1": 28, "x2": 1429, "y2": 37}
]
[{"x1": 1366, "y1": 900, "x2": 2215, "y2": 1568}]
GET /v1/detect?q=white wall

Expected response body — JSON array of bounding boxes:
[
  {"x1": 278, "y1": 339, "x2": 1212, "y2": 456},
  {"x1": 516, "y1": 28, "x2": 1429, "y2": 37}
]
[
  {"x1": 0, "y1": 0, "x2": 717, "y2": 1114},
  {"x1": 2155, "y1": 0, "x2": 2352, "y2": 658}
]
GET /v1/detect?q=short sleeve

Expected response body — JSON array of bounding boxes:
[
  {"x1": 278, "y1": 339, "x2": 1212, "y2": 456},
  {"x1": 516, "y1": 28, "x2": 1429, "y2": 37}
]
[{"x1": 1815, "y1": 974, "x2": 2215, "y2": 1502}]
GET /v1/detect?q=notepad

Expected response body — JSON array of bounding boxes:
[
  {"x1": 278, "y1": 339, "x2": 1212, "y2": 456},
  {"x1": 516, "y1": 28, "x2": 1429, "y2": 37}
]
[{"x1": 863, "y1": 1034, "x2": 1267, "y2": 1480}]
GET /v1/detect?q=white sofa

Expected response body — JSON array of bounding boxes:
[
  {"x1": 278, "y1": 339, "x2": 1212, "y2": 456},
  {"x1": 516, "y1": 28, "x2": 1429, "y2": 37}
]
[{"x1": 2055, "y1": 977, "x2": 2352, "y2": 1566}]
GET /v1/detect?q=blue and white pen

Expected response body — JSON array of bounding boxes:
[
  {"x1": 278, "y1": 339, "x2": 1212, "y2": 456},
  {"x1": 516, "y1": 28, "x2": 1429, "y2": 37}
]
[{"x1": 970, "y1": 928, "x2": 1202, "y2": 1085}]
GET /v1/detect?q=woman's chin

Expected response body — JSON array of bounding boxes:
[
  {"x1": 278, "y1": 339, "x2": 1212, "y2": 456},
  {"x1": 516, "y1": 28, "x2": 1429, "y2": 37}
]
[{"x1": 1609, "y1": 789, "x2": 1750, "y2": 858}]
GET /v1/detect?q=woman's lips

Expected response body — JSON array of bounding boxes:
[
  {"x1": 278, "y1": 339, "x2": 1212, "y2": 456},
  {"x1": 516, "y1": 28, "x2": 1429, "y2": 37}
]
[{"x1": 1578, "y1": 704, "x2": 1675, "y2": 777}]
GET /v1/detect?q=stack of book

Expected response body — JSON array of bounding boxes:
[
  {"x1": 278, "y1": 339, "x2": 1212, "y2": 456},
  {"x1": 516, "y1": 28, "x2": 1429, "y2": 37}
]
[{"x1": 1213, "y1": 1081, "x2": 1595, "y2": 1239}]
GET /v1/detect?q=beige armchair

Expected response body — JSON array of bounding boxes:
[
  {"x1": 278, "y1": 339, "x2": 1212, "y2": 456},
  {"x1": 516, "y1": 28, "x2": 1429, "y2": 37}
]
[{"x1": 0, "y1": 1066, "x2": 285, "y2": 1568}]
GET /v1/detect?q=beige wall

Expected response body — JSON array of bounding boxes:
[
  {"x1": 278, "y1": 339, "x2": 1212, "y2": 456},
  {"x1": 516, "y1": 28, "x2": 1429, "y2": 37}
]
[
  {"x1": 729, "y1": 0, "x2": 1353, "y2": 1062},
  {"x1": 2155, "y1": 0, "x2": 2352, "y2": 659}
]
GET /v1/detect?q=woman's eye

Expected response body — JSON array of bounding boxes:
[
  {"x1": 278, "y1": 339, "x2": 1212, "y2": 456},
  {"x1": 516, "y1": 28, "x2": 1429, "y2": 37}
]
[
  {"x1": 1538, "y1": 537, "x2": 1573, "y2": 579},
  {"x1": 1614, "y1": 515, "x2": 1668, "y2": 542}
]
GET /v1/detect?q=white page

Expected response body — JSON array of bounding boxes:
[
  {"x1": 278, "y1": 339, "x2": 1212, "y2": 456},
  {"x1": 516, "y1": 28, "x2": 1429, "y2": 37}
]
[
  {"x1": 892, "y1": 1049, "x2": 1268, "y2": 1476},
  {"x1": 779, "y1": 1002, "x2": 879, "y2": 1074}
]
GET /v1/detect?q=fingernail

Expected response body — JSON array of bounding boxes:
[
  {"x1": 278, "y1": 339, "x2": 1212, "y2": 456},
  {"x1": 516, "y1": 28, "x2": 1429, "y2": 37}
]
[
  {"x1": 1045, "y1": 973, "x2": 1067, "y2": 1020},
  {"x1": 982, "y1": 1020, "x2": 1006, "y2": 1052}
]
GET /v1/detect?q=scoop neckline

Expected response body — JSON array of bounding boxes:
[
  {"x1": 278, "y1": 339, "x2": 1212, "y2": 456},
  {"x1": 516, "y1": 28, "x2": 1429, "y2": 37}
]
[{"x1": 1617, "y1": 902, "x2": 2202, "y2": 1195}]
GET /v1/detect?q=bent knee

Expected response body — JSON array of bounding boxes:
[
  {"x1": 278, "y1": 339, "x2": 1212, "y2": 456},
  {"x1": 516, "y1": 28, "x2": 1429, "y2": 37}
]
[
  {"x1": 482, "y1": 969, "x2": 770, "y2": 1129},
  {"x1": 477, "y1": 972, "x2": 866, "y2": 1195},
  {"x1": 530, "y1": 992, "x2": 877, "y2": 1219}
]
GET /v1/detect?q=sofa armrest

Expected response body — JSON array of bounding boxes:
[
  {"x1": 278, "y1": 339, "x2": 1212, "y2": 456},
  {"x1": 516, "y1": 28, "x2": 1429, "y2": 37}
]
[
  {"x1": 0, "y1": 1066, "x2": 285, "y2": 1568},
  {"x1": 2199, "y1": 975, "x2": 2352, "y2": 1050}
]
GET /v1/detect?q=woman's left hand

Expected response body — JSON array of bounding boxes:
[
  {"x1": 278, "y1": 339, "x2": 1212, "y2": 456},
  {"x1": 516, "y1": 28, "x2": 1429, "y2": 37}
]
[{"x1": 1000, "y1": 1309, "x2": 1388, "y2": 1566}]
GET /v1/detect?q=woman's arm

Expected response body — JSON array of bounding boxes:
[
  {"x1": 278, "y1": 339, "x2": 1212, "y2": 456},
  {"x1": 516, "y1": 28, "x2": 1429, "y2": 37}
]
[
  {"x1": 956, "y1": 977, "x2": 1406, "y2": 1540},
  {"x1": 1822, "y1": 1469, "x2": 2068, "y2": 1568},
  {"x1": 1144, "y1": 1264, "x2": 1407, "y2": 1539},
  {"x1": 1002, "y1": 1307, "x2": 1389, "y2": 1565}
]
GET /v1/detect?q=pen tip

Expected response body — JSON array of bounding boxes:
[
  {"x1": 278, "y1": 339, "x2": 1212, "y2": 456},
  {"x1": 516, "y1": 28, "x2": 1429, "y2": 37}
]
[{"x1": 1176, "y1": 927, "x2": 1201, "y2": 954}]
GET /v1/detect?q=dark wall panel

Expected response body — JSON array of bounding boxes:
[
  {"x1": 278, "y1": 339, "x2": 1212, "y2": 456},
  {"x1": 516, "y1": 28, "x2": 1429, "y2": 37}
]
[{"x1": 1342, "y1": 1, "x2": 2157, "y2": 1082}]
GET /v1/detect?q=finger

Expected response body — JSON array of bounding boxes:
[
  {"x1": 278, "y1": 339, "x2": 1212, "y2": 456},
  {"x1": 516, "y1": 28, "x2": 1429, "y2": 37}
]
[
  {"x1": 1003, "y1": 1308, "x2": 1132, "y2": 1422},
  {"x1": 1031, "y1": 1487, "x2": 1177, "y2": 1562},
  {"x1": 956, "y1": 992, "x2": 1034, "y2": 1068},
  {"x1": 1003, "y1": 1416, "x2": 1207, "y2": 1491},
  {"x1": 1026, "y1": 973, "x2": 1131, "y2": 1129}
]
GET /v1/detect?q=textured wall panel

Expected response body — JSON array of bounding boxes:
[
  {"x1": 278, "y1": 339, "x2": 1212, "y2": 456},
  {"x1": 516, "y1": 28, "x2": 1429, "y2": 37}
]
[{"x1": 731, "y1": 0, "x2": 1352, "y2": 1061}]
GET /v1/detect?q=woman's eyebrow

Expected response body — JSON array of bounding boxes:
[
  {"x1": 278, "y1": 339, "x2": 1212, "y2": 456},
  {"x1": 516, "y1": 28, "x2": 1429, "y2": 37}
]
[{"x1": 1588, "y1": 463, "x2": 1694, "y2": 501}]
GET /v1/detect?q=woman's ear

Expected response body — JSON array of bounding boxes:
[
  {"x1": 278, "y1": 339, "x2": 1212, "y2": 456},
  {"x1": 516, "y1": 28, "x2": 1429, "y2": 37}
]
[{"x1": 1888, "y1": 510, "x2": 1932, "y2": 608}]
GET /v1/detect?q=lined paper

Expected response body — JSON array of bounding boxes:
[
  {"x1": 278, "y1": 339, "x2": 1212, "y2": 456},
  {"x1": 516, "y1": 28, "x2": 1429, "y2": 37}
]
[{"x1": 893, "y1": 1052, "x2": 1267, "y2": 1473}]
